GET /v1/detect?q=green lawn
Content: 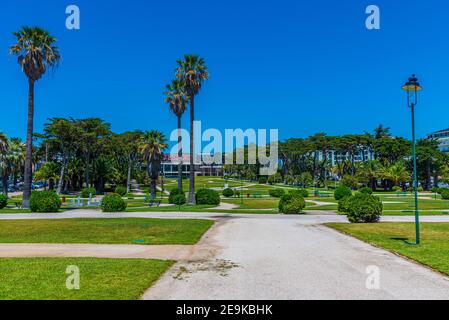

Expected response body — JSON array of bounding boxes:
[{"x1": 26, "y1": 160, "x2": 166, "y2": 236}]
[
  {"x1": 0, "y1": 258, "x2": 173, "y2": 300},
  {"x1": 0, "y1": 218, "x2": 213, "y2": 245},
  {"x1": 327, "y1": 222, "x2": 449, "y2": 276}
]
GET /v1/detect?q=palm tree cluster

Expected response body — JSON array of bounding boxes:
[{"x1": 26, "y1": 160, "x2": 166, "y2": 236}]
[{"x1": 0, "y1": 134, "x2": 25, "y2": 195}]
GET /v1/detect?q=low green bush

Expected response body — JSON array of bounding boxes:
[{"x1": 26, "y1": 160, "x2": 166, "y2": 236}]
[
  {"x1": 269, "y1": 188, "x2": 285, "y2": 198},
  {"x1": 338, "y1": 195, "x2": 353, "y2": 214},
  {"x1": 101, "y1": 193, "x2": 127, "y2": 212},
  {"x1": 334, "y1": 186, "x2": 352, "y2": 201},
  {"x1": 115, "y1": 186, "x2": 127, "y2": 197},
  {"x1": 30, "y1": 191, "x2": 62, "y2": 213},
  {"x1": 81, "y1": 187, "x2": 97, "y2": 198},
  {"x1": 196, "y1": 189, "x2": 221, "y2": 206},
  {"x1": 438, "y1": 188, "x2": 449, "y2": 195},
  {"x1": 290, "y1": 189, "x2": 309, "y2": 198},
  {"x1": 430, "y1": 187, "x2": 440, "y2": 193},
  {"x1": 169, "y1": 188, "x2": 184, "y2": 204},
  {"x1": 417, "y1": 186, "x2": 424, "y2": 192},
  {"x1": 279, "y1": 193, "x2": 306, "y2": 214},
  {"x1": 393, "y1": 186, "x2": 403, "y2": 192},
  {"x1": 172, "y1": 194, "x2": 187, "y2": 207},
  {"x1": 441, "y1": 189, "x2": 449, "y2": 200},
  {"x1": 358, "y1": 187, "x2": 373, "y2": 195},
  {"x1": 223, "y1": 188, "x2": 235, "y2": 198},
  {"x1": 0, "y1": 194, "x2": 8, "y2": 209},
  {"x1": 347, "y1": 193, "x2": 383, "y2": 223},
  {"x1": 259, "y1": 177, "x2": 268, "y2": 184}
]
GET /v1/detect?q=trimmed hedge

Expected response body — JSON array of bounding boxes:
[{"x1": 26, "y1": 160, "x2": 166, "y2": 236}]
[
  {"x1": 358, "y1": 187, "x2": 373, "y2": 195},
  {"x1": 347, "y1": 193, "x2": 383, "y2": 223},
  {"x1": 169, "y1": 188, "x2": 184, "y2": 204},
  {"x1": 115, "y1": 186, "x2": 127, "y2": 197},
  {"x1": 279, "y1": 193, "x2": 306, "y2": 214},
  {"x1": 223, "y1": 188, "x2": 235, "y2": 198},
  {"x1": 441, "y1": 189, "x2": 449, "y2": 200},
  {"x1": 269, "y1": 188, "x2": 285, "y2": 198},
  {"x1": 172, "y1": 194, "x2": 187, "y2": 206},
  {"x1": 334, "y1": 186, "x2": 352, "y2": 201},
  {"x1": 196, "y1": 189, "x2": 221, "y2": 206},
  {"x1": 101, "y1": 193, "x2": 127, "y2": 212},
  {"x1": 290, "y1": 189, "x2": 309, "y2": 198},
  {"x1": 0, "y1": 194, "x2": 8, "y2": 209},
  {"x1": 81, "y1": 187, "x2": 97, "y2": 198},
  {"x1": 30, "y1": 191, "x2": 62, "y2": 213}
]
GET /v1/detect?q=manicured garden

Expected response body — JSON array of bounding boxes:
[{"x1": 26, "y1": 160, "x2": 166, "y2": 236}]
[{"x1": 0, "y1": 258, "x2": 173, "y2": 300}]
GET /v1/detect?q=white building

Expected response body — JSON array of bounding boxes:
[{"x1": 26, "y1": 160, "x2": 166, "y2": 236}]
[{"x1": 428, "y1": 129, "x2": 449, "y2": 153}]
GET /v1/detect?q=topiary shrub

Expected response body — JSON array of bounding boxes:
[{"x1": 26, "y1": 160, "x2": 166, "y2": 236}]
[
  {"x1": 172, "y1": 194, "x2": 187, "y2": 207},
  {"x1": 441, "y1": 189, "x2": 449, "y2": 200},
  {"x1": 196, "y1": 189, "x2": 221, "y2": 206},
  {"x1": 30, "y1": 191, "x2": 62, "y2": 213},
  {"x1": 81, "y1": 187, "x2": 96, "y2": 198},
  {"x1": 279, "y1": 193, "x2": 306, "y2": 214},
  {"x1": 0, "y1": 194, "x2": 8, "y2": 209},
  {"x1": 169, "y1": 188, "x2": 184, "y2": 204},
  {"x1": 334, "y1": 186, "x2": 352, "y2": 201},
  {"x1": 338, "y1": 195, "x2": 353, "y2": 214},
  {"x1": 358, "y1": 187, "x2": 373, "y2": 195},
  {"x1": 269, "y1": 188, "x2": 285, "y2": 198},
  {"x1": 223, "y1": 188, "x2": 235, "y2": 198},
  {"x1": 115, "y1": 186, "x2": 127, "y2": 197},
  {"x1": 101, "y1": 193, "x2": 127, "y2": 212},
  {"x1": 347, "y1": 193, "x2": 383, "y2": 223},
  {"x1": 290, "y1": 189, "x2": 309, "y2": 198},
  {"x1": 259, "y1": 177, "x2": 268, "y2": 184}
]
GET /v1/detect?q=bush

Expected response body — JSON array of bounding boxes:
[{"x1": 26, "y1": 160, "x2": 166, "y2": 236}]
[
  {"x1": 279, "y1": 193, "x2": 306, "y2": 214},
  {"x1": 431, "y1": 187, "x2": 440, "y2": 193},
  {"x1": 269, "y1": 188, "x2": 285, "y2": 198},
  {"x1": 81, "y1": 187, "x2": 96, "y2": 198},
  {"x1": 334, "y1": 186, "x2": 352, "y2": 201},
  {"x1": 338, "y1": 195, "x2": 353, "y2": 214},
  {"x1": 196, "y1": 189, "x2": 221, "y2": 206},
  {"x1": 115, "y1": 186, "x2": 127, "y2": 197},
  {"x1": 172, "y1": 194, "x2": 187, "y2": 206},
  {"x1": 347, "y1": 193, "x2": 383, "y2": 223},
  {"x1": 417, "y1": 186, "x2": 424, "y2": 192},
  {"x1": 223, "y1": 188, "x2": 235, "y2": 198},
  {"x1": 358, "y1": 187, "x2": 373, "y2": 195},
  {"x1": 438, "y1": 188, "x2": 449, "y2": 195},
  {"x1": 441, "y1": 189, "x2": 449, "y2": 200},
  {"x1": 30, "y1": 191, "x2": 62, "y2": 213},
  {"x1": 0, "y1": 194, "x2": 8, "y2": 209},
  {"x1": 101, "y1": 193, "x2": 127, "y2": 212},
  {"x1": 290, "y1": 189, "x2": 309, "y2": 198},
  {"x1": 169, "y1": 188, "x2": 184, "y2": 204},
  {"x1": 393, "y1": 186, "x2": 403, "y2": 192},
  {"x1": 234, "y1": 190, "x2": 241, "y2": 198},
  {"x1": 341, "y1": 175, "x2": 359, "y2": 189},
  {"x1": 259, "y1": 177, "x2": 268, "y2": 184}
]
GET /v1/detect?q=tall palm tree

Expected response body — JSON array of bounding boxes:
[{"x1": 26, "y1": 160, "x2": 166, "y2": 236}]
[
  {"x1": 164, "y1": 79, "x2": 188, "y2": 191},
  {"x1": 176, "y1": 55, "x2": 209, "y2": 204},
  {"x1": 10, "y1": 27, "x2": 60, "y2": 208},
  {"x1": 140, "y1": 130, "x2": 168, "y2": 199}
]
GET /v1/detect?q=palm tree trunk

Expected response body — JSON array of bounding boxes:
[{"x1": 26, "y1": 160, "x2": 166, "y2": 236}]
[
  {"x1": 177, "y1": 115, "x2": 183, "y2": 191},
  {"x1": 188, "y1": 96, "x2": 196, "y2": 204},
  {"x1": 126, "y1": 155, "x2": 132, "y2": 193},
  {"x1": 22, "y1": 79, "x2": 35, "y2": 208},
  {"x1": 57, "y1": 156, "x2": 66, "y2": 194},
  {"x1": 2, "y1": 174, "x2": 8, "y2": 196}
]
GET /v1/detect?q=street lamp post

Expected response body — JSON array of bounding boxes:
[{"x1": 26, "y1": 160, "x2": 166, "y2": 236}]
[{"x1": 402, "y1": 74, "x2": 423, "y2": 245}]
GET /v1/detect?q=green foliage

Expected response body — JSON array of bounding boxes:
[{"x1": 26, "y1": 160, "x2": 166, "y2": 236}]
[
  {"x1": 115, "y1": 186, "x2": 127, "y2": 197},
  {"x1": 196, "y1": 189, "x2": 221, "y2": 206},
  {"x1": 417, "y1": 186, "x2": 424, "y2": 192},
  {"x1": 0, "y1": 194, "x2": 8, "y2": 209},
  {"x1": 258, "y1": 177, "x2": 268, "y2": 184},
  {"x1": 431, "y1": 187, "x2": 440, "y2": 193},
  {"x1": 279, "y1": 193, "x2": 306, "y2": 214},
  {"x1": 438, "y1": 188, "x2": 449, "y2": 195},
  {"x1": 30, "y1": 191, "x2": 62, "y2": 213},
  {"x1": 441, "y1": 189, "x2": 449, "y2": 200},
  {"x1": 347, "y1": 193, "x2": 383, "y2": 223},
  {"x1": 222, "y1": 188, "x2": 235, "y2": 198},
  {"x1": 172, "y1": 194, "x2": 187, "y2": 206},
  {"x1": 334, "y1": 186, "x2": 352, "y2": 201},
  {"x1": 290, "y1": 189, "x2": 309, "y2": 198},
  {"x1": 358, "y1": 187, "x2": 373, "y2": 195},
  {"x1": 298, "y1": 172, "x2": 313, "y2": 187},
  {"x1": 81, "y1": 187, "x2": 97, "y2": 198},
  {"x1": 234, "y1": 190, "x2": 241, "y2": 198},
  {"x1": 341, "y1": 175, "x2": 359, "y2": 189},
  {"x1": 269, "y1": 188, "x2": 286, "y2": 198},
  {"x1": 393, "y1": 186, "x2": 403, "y2": 192},
  {"x1": 338, "y1": 196, "x2": 353, "y2": 213},
  {"x1": 101, "y1": 193, "x2": 127, "y2": 212},
  {"x1": 169, "y1": 188, "x2": 184, "y2": 204}
]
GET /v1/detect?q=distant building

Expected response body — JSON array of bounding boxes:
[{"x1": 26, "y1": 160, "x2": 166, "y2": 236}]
[
  {"x1": 428, "y1": 129, "x2": 449, "y2": 153},
  {"x1": 316, "y1": 148, "x2": 375, "y2": 166},
  {"x1": 161, "y1": 154, "x2": 224, "y2": 177}
]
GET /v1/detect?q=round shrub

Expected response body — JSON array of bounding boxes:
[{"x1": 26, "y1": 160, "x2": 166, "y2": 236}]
[
  {"x1": 223, "y1": 188, "x2": 235, "y2": 198},
  {"x1": 259, "y1": 177, "x2": 268, "y2": 184},
  {"x1": 338, "y1": 195, "x2": 353, "y2": 214},
  {"x1": 196, "y1": 189, "x2": 221, "y2": 206},
  {"x1": 81, "y1": 187, "x2": 96, "y2": 198},
  {"x1": 169, "y1": 188, "x2": 184, "y2": 204},
  {"x1": 393, "y1": 186, "x2": 403, "y2": 192},
  {"x1": 347, "y1": 193, "x2": 383, "y2": 223},
  {"x1": 417, "y1": 186, "x2": 424, "y2": 192},
  {"x1": 438, "y1": 188, "x2": 449, "y2": 195},
  {"x1": 269, "y1": 188, "x2": 285, "y2": 198},
  {"x1": 430, "y1": 187, "x2": 440, "y2": 193},
  {"x1": 441, "y1": 189, "x2": 449, "y2": 200},
  {"x1": 279, "y1": 193, "x2": 306, "y2": 214},
  {"x1": 0, "y1": 194, "x2": 8, "y2": 209},
  {"x1": 172, "y1": 194, "x2": 187, "y2": 206},
  {"x1": 334, "y1": 186, "x2": 352, "y2": 201},
  {"x1": 30, "y1": 191, "x2": 62, "y2": 213},
  {"x1": 101, "y1": 193, "x2": 127, "y2": 212},
  {"x1": 115, "y1": 186, "x2": 127, "y2": 197},
  {"x1": 358, "y1": 187, "x2": 373, "y2": 195},
  {"x1": 290, "y1": 189, "x2": 309, "y2": 198}
]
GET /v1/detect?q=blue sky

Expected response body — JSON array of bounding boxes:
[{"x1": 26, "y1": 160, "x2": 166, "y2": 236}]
[{"x1": 1, "y1": 0, "x2": 448, "y2": 143}]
